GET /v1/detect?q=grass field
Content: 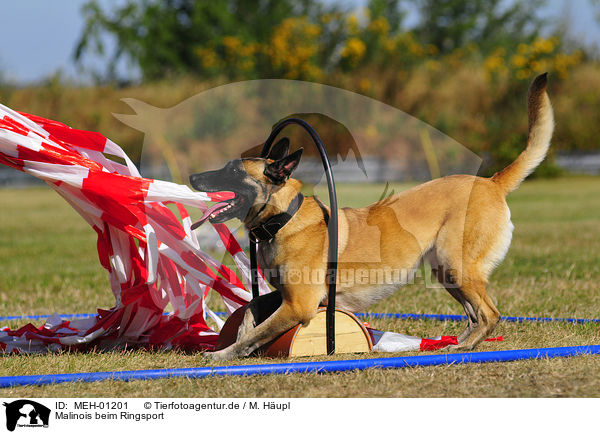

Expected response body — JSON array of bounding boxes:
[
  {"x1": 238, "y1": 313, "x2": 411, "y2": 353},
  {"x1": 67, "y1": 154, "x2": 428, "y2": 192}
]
[{"x1": 0, "y1": 177, "x2": 599, "y2": 397}]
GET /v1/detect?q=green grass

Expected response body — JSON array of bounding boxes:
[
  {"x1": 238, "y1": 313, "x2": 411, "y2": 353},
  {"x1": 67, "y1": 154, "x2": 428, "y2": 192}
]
[{"x1": 0, "y1": 176, "x2": 599, "y2": 397}]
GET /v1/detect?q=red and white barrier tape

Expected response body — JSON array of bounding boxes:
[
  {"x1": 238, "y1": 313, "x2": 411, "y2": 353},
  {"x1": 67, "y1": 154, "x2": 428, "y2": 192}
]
[{"x1": 0, "y1": 104, "x2": 263, "y2": 353}]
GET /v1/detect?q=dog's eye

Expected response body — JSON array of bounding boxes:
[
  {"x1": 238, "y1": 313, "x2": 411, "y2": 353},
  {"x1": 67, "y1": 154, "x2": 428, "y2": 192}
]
[{"x1": 225, "y1": 162, "x2": 237, "y2": 173}]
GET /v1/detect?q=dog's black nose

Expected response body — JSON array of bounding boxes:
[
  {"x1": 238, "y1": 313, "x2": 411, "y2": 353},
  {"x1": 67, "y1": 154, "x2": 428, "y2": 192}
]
[
  {"x1": 189, "y1": 172, "x2": 208, "y2": 188},
  {"x1": 189, "y1": 173, "x2": 203, "y2": 190}
]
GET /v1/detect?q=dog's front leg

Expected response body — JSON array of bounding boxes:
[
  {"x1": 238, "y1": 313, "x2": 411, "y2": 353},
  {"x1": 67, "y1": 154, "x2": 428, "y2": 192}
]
[
  {"x1": 236, "y1": 291, "x2": 283, "y2": 342},
  {"x1": 204, "y1": 301, "x2": 301, "y2": 361}
]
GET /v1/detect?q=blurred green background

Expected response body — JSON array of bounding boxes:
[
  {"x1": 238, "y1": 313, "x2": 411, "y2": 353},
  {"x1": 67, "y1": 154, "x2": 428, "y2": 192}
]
[{"x1": 1, "y1": 0, "x2": 599, "y2": 178}]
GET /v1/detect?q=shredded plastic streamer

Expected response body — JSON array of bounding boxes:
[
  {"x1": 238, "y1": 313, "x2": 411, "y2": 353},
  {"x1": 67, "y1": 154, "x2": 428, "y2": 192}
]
[{"x1": 0, "y1": 104, "x2": 499, "y2": 354}]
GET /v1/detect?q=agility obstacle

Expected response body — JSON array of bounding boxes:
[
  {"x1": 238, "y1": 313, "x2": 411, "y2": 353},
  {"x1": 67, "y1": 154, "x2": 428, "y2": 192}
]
[{"x1": 260, "y1": 118, "x2": 340, "y2": 355}]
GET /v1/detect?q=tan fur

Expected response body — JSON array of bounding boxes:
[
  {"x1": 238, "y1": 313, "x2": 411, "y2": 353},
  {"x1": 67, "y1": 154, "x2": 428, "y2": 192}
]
[
  {"x1": 491, "y1": 73, "x2": 554, "y2": 194},
  {"x1": 203, "y1": 74, "x2": 554, "y2": 360}
]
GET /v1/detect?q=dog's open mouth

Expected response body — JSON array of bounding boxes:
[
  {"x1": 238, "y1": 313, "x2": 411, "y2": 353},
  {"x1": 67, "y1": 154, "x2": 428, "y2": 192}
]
[{"x1": 191, "y1": 198, "x2": 241, "y2": 229}]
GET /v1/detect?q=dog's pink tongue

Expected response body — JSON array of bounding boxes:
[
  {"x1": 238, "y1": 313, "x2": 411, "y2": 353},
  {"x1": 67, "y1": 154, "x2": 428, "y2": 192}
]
[{"x1": 191, "y1": 202, "x2": 229, "y2": 230}]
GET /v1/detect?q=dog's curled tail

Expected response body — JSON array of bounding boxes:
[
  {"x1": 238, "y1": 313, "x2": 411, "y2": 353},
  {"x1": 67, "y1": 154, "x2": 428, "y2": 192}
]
[{"x1": 491, "y1": 73, "x2": 554, "y2": 195}]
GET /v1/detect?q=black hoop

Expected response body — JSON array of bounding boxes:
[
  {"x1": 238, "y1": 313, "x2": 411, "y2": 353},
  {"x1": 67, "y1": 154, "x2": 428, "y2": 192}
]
[{"x1": 251, "y1": 117, "x2": 339, "y2": 355}]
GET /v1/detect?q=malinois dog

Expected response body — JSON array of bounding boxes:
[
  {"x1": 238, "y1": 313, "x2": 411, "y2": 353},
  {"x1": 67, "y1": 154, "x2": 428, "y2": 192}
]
[{"x1": 190, "y1": 73, "x2": 553, "y2": 360}]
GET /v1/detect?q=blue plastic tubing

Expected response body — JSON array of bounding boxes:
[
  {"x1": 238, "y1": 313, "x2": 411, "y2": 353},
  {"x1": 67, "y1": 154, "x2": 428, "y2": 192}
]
[
  {"x1": 356, "y1": 312, "x2": 600, "y2": 324},
  {"x1": 0, "y1": 313, "x2": 97, "y2": 322},
  {"x1": 1, "y1": 312, "x2": 598, "y2": 324},
  {"x1": 1, "y1": 345, "x2": 599, "y2": 388}
]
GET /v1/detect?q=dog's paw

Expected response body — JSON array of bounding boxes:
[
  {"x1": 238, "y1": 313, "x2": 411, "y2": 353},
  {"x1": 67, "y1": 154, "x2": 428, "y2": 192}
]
[
  {"x1": 444, "y1": 343, "x2": 475, "y2": 353},
  {"x1": 202, "y1": 349, "x2": 236, "y2": 361},
  {"x1": 434, "y1": 344, "x2": 461, "y2": 353}
]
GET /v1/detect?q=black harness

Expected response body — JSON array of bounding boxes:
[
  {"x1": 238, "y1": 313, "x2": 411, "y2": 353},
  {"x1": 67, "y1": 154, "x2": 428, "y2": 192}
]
[
  {"x1": 248, "y1": 193, "x2": 304, "y2": 243},
  {"x1": 252, "y1": 117, "x2": 339, "y2": 355}
]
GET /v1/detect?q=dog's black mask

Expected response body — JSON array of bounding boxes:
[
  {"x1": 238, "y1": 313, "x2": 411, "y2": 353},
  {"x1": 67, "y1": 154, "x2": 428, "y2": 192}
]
[
  {"x1": 189, "y1": 138, "x2": 302, "y2": 226},
  {"x1": 189, "y1": 159, "x2": 257, "y2": 224}
]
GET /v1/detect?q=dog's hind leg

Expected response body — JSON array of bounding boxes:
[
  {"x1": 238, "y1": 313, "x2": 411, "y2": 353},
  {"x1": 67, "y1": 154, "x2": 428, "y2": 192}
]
[
  {"x1": 446, "y1": 287, "x2": 477, "y2": 343},
  {"x1": 433, "y1": 260, "x2": 500, "y2": 348},
  {"x1": 428, "y1": 253, "x2": 477, "y2": 344},
  {"x1": 432, "y1": 232, "x2": 503, "y2": 348},
  {"x1": 434, "y1": 258, "x2": 500, "y2": 350},
  {"x1": 451, "y1": 272, "x2": 500, "y2": 350},
  {"x1": 450, "y1": 213, "x2": 511, "y2": 349}
]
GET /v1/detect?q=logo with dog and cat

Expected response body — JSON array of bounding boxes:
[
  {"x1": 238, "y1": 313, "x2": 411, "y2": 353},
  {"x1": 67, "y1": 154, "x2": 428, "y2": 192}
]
[{"x1": 3, "y1": 400, "x2": 50, "y2": 432}]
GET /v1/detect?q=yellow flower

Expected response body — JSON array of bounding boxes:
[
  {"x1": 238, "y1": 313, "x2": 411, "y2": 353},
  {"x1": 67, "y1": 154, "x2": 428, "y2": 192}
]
[
  {"x1": 425, "y1": 59, "x2": 441, "y2": 71},
  {"x1": 530, "y1": 60, "x2": 543, "y2": 73},
  {"x1": 358, "y1": 78, "x2": 371, "y2": 92},
  {"x1": 197, "y1": 47, "x2": 219, "y2": 69},
  {"x1": 517, "y1": 43, "x2": 529, "y2": 54},
  {"x1": 408, "y1": 41, "x2": 424, "y2": 56},
  {"x1": 367, "y1": 16, "x2": 389, "y2": 35},
  {"x1": 384, "y1": 39, "x2": 396, "y2": 52},
  {"x1": 267, "y1": 17, "x2": 322, "y2": 79},
  {"x1": 483, "y1": 48, "x2": 507, "y2": 80},
  {"x1": 533, "y1": 37, "x2": 555, "y2": 54},
  {"x1": 222, "y1": 36, "x2": 242, "y2": 60},
  {"x1": 321, "y1": 13, "x2": 333, "y2": 24},
  {"x1": 516, "y1": 69, "x2": 531, "y2": 80},
  {"x1": 341, "y1": 37, "x2": 366, "y2": 65},
  {"x1": 365, "y1": 124, "x2": 378, "y2": 139},
  {"x1": 484, "y1": 55, "x2": 503, "y2": 72},
  {"x1": 511, "y1": 54, "x2": 528, "y2": 68},
  {"x1": 569, "y1": 50, "x2": 583, "y2": 64},
  {"x1": 347, "y1": 14, "x2": 359, "y2": 34},
  {"x1": 494, "y1": 47, "x2": 506, "y2": 57},
  {"x1": 426, "y1": 44, "x2": 439, "y2": 55},
  {"x1": 240, "y1": 59, "x2": 254, "y2": 72},
  {"x1": 239, "y1": 42, "x2": 258, "y2": 58}
]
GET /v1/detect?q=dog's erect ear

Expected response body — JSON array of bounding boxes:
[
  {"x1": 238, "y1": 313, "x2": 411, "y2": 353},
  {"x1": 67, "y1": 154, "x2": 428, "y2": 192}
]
[
  {"x1": 264, "y1": 148, "x2": 303, "y2": 184},
  {"x1": 266, "y1": 137, "x2": 290, "y2": 161}
]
